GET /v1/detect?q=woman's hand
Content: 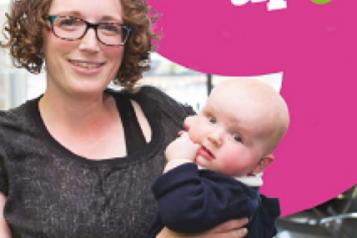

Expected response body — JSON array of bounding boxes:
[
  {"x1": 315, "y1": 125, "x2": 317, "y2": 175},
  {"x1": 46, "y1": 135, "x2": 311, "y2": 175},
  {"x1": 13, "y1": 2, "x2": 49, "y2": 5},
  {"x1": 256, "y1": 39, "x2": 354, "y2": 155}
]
[
  {"x1": 0, "y1": 192, "x2": 12, "y2": 238},
  {"x1": 156, "y1": 218, "x2": 249, "y2": 238}
]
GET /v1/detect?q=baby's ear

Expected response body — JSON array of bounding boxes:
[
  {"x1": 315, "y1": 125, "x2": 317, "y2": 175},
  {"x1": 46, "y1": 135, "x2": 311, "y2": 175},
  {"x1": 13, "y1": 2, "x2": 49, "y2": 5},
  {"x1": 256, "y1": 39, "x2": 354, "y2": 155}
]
[{"x1": 253, "y1": 154, "x2": 274, "y2": 174}]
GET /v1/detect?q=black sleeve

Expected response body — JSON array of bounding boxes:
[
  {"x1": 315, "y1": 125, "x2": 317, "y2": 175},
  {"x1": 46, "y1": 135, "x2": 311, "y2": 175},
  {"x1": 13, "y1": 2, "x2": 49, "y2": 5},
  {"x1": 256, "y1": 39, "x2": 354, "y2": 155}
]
[
  {"x1": 152, "y1": 164, "x2": 260, "y2": 233},
  {"x1": 246, "y1": 194, "x2": 280, "y2": 237},
  {"x1": 136, "y1": 86, "x2": 196, "y2": 121},
  {"x1": 260, "y1": 195, "x2": 280, "y2": 237}
]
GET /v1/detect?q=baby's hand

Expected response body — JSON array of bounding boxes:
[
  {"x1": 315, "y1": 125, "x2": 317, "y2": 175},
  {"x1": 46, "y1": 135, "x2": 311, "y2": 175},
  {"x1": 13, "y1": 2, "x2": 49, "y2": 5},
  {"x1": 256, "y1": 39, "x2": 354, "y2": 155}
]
[{"x1": 165, "y1": 132, "x2": 200, "y2": 162}]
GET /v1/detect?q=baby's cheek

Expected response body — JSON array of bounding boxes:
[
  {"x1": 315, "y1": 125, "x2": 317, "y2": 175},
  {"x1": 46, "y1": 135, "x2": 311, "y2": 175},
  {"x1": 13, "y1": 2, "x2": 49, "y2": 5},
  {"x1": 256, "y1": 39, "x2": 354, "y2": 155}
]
[
  {"x1": 187, "y1": 128, "x2": 202, "y2": 144},
  {"x1": 220, "y1": 156, "x2": 244, "y2": 176},
  {"x1": 223, "y1": 148, "x2": 254, "y2": 175}
]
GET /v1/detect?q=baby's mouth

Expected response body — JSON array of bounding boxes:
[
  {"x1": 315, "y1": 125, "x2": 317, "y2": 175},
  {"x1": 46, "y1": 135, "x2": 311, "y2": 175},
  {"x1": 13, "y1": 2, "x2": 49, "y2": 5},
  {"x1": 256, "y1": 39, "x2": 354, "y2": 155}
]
[{"x1": 197, "y1": 146, "x2": 215, "y2": 161}]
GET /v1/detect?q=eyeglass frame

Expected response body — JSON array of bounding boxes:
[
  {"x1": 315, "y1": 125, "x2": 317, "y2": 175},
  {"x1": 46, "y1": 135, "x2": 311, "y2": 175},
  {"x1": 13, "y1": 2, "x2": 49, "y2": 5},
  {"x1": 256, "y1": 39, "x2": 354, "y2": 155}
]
[{"x1": 47, "y1": 15, "x2": 132, "y2": 47}]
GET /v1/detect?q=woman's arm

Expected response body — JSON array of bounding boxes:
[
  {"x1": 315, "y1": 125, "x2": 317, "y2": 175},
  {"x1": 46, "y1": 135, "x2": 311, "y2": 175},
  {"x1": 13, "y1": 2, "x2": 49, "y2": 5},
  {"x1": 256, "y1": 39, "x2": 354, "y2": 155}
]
[
  {"x1": 156, "y1": 219, "x2": 249, "y2": 238},
  {"x1": 0, "y1": 192, "x2": 11, "y2": 238}
]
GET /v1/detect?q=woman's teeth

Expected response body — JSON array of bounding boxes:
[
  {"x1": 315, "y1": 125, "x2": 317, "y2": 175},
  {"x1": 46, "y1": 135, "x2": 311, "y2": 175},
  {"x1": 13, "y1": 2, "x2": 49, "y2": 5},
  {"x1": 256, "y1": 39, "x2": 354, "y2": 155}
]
[{"x1": 70, "y1": 60, "x2": 103, "y2": 69}]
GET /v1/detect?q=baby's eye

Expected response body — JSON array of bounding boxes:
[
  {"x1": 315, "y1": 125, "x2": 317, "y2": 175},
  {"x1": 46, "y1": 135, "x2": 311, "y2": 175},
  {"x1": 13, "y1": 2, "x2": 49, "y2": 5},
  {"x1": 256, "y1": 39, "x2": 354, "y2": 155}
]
[
  {"x1": 208, "y1": 116, "x2": 217, "y2": 124},
  {"x1": 232, "y1": 134, "x2": 242, "y2": 142}
]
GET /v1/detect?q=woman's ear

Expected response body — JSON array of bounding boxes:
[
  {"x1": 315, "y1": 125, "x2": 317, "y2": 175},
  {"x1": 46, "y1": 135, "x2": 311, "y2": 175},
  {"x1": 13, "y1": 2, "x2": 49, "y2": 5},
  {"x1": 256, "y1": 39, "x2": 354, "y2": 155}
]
[{"x1": 252, "y1": 154, "x2": 274, "y2": 174}]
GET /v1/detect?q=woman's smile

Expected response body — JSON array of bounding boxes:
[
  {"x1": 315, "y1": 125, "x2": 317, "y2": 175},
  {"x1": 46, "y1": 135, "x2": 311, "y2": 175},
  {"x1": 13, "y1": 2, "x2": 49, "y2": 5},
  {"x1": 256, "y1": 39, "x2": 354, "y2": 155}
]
[{"x1": 68, "y1": 59, "x2": 106, "y2": 76}]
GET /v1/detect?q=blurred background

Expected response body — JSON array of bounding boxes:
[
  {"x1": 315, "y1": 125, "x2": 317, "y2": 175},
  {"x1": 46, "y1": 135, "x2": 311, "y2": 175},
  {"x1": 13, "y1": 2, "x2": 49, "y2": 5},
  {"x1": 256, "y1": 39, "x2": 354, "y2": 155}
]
[
  {"x1": 277, "y1": 186, "x2": 357, "y2": 238},
  {"x1": 1, "y1": 1, "x2": 356, "y2": 237}
]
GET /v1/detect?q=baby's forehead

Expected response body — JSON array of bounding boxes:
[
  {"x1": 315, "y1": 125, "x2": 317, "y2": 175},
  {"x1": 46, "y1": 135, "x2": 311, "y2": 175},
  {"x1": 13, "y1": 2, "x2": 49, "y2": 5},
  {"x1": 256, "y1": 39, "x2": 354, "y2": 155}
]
[
  {"x1": 209, "y1": 85, "x2": 271, "y2": 113},
  {"x1": 212, "y1": 80, "x2": 285, "y2": 113},
  {"x1": 213, "y1": 79, "x2": 277, "y2": 98},
  {"x1": 209, "y1": 81, "x2": 285, "y2": 125},
  {"x1": 205, "y1": 96, "x2": 268, "y2": 131}
]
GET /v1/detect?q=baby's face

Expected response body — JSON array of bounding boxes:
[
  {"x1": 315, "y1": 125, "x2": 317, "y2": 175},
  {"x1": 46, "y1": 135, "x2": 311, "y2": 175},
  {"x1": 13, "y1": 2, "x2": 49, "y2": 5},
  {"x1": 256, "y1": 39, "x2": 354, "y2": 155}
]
[{"x1": 188, "y1": 83, "x2": 277, "y2": 177}]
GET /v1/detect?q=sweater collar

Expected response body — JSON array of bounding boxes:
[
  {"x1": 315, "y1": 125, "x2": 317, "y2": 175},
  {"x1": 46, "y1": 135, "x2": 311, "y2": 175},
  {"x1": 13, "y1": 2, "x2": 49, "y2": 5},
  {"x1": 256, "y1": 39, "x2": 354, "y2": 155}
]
[
  {"x1": 234, "y1": 173, "x2": 263, "y2": 187},
  {"x1": 198, "y1": 165, "x2": 264, "y2": 187}
]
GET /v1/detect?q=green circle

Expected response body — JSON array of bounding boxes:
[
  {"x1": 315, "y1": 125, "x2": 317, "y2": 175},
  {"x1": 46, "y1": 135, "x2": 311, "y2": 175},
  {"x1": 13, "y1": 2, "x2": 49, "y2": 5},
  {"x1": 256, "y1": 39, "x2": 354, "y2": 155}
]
[{"x1": 311, "y1": 0, "x2": 331, "y2": 4}]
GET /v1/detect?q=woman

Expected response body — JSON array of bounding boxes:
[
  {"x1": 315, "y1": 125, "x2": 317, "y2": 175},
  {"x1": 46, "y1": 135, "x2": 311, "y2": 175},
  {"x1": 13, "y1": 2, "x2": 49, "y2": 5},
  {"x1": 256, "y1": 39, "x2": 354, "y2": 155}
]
[{"x1": 0, "y1": 0, "x2": 248, "y2": 237}]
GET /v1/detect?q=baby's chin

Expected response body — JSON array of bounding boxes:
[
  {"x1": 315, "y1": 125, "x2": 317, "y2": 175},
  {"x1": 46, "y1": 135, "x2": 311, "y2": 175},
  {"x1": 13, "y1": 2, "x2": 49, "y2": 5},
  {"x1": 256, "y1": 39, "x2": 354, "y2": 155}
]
[
  {"x1": 194, "y1": 155, "x2": 210, "y2": 170},
  {"x1": 195, "y1": 156, "x2": 227, "y2": 175},
  {"x1": 196, "y1": 158, "x2": 244, "y2": 177}
]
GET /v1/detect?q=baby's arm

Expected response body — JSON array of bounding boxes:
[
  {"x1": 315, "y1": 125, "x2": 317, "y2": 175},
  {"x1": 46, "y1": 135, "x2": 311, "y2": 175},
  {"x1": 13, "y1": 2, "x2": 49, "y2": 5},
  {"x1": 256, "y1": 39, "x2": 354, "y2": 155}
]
[
  {"x1": 163, "y1": 133, "x2": 199, "y2": 173},
  {"x1": 153, "y1": 164, "x2": 259, "y2": 234}
]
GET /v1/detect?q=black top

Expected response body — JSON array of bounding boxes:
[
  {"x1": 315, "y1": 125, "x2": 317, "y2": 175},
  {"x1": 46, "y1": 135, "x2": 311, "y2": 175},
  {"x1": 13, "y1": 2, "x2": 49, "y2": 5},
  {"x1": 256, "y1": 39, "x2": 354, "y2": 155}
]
[
  {"x1": 116, "y1": 90, "x2": 147, "y2": 154},
  {"x1": 146, "y1": 164, "x2": 280, "y2": 238},
  {"x1": 0, "y1": 86, "x2": 194, "y2": 238}
]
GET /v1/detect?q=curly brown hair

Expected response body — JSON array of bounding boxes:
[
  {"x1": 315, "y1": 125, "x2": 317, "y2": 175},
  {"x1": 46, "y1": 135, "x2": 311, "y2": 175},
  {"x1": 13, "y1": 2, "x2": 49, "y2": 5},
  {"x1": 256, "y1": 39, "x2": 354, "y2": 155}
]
[{"x1": 1, "y1": 0, "x2": 157, "y2": 90}]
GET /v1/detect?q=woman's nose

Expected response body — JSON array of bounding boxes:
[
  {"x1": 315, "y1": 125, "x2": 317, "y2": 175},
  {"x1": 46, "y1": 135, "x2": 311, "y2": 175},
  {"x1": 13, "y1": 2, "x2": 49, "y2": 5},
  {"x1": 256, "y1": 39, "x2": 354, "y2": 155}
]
[{"x1": 78, "y1": 28, "x2": 100, "y2": 52}]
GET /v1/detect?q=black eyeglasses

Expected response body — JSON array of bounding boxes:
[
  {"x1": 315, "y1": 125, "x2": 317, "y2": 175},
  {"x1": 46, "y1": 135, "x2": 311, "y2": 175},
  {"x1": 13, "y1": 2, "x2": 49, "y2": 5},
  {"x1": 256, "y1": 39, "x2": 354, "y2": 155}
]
[{"x1": 47, "y1": 15, "x2": 131, "y2": 47}]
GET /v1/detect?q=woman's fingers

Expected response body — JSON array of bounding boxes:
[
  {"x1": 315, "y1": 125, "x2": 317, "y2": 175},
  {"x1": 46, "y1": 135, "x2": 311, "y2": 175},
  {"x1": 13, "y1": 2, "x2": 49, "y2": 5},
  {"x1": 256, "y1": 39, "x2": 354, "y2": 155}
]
[
  {"x1": 207, "y1": 218, "x2": 249, "y2": 233},
  {"x1": 233, "y1": 227, "x2": 248, "y2": 238},
  {"x1": 194, "y1": 227, "x2": 248, "y2": 238},
  {"x1": 156, "y1": 224, "x2": 248, "y2": 238}
]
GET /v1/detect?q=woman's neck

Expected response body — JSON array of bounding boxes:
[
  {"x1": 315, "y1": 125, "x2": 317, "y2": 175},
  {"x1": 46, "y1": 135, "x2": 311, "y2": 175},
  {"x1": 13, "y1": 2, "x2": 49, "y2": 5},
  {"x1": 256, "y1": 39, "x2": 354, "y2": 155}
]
[
  {"x1": 39, "y1": 85, "x2": 118, "y2": 135},
  {"x1": 38, "y1": 87, "x2": 127, "y2": 159},
  {"x1": 43, "y1": 90, "x2": 100, "y2": 119}
]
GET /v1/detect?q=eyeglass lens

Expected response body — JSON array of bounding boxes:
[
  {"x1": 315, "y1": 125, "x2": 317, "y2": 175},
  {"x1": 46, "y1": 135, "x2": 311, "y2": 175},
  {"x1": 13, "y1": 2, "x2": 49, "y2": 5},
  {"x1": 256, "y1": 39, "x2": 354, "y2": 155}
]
[{"x1": 50, "y1": 16, "x2": 130, "y2": 46}]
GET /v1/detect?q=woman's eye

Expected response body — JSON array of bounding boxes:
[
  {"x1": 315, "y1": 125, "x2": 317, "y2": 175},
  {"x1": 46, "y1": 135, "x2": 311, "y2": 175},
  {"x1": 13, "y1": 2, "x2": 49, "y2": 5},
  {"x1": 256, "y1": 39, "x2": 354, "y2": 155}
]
[
  {"x1": 233, "y1": 134, "x2": 242, "y2": 142},
  {"x1": 58, "y1": 17, "x2": 80, "y2": 26},
  {"x1": 100, "y1": 23, "x2": 122, "y2": 34},
  {"x1": 60, "y1": 19, "x2": 74, "y2": 26},
  {"x1": 208, "y1": 116, "x2": 217, "y2": 124}
]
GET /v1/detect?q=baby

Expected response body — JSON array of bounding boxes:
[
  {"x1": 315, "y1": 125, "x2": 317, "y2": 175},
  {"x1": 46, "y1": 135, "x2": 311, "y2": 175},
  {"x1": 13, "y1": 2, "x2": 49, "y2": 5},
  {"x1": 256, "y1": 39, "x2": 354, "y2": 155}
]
[{"x1": 147, "y1": 78, "x2": 289, "y2": 238}]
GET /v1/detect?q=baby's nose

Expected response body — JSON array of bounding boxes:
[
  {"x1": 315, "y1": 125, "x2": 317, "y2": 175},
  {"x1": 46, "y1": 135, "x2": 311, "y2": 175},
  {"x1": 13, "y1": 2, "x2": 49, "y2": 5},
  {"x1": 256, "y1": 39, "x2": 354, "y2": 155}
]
[{"x1": 207, "y1": 130, "x2": 223, "y2": 146}]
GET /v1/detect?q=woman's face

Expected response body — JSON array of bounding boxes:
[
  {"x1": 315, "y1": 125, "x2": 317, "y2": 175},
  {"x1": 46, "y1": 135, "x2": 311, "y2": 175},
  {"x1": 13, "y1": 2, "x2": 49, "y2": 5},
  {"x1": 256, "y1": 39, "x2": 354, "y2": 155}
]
[{"x1": 43, "y1": 0, "x2": 124, "y2": 98}]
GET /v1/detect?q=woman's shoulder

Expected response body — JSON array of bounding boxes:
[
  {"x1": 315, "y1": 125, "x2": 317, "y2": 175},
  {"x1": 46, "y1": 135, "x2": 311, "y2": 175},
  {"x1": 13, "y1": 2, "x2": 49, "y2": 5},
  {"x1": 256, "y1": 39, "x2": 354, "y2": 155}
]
[
  {"x1": 135, "y1": 86, "x2": 195, "y2": 116},
  {"x1": 107, "y1": 86, "x2": 195, "y2": 121},
  {"x1": 0, "y1": 104, "x2": 25, "y2": 128},
  {"x1": 0, "y1": 98, "x2": 38, "y2": 136}
]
